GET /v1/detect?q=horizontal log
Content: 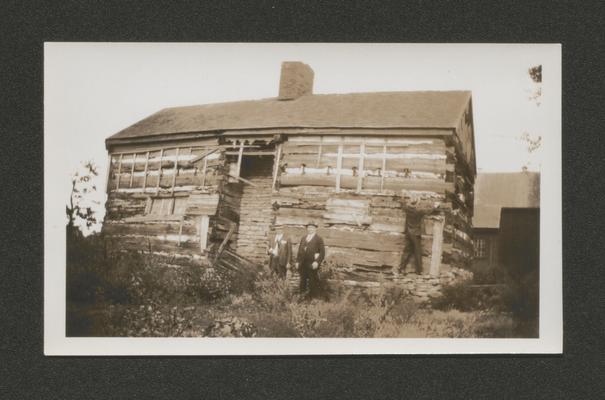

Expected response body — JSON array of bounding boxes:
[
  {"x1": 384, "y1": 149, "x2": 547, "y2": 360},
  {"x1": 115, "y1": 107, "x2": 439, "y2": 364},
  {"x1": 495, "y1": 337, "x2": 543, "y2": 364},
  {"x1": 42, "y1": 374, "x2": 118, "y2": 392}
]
[
  {"x1": 323, "y1": 212, "x2": 372, "y2": 226},
  {"x1": 274, "y1": 208, "x2": 324, "y2": 226},
  {"x1": 326, "y1": 197, "x2": 369, "y2": 209},
  {"x1": 286, "y1": 136, "x2": 446, "y2": 146},
  {"x1": 109, "y1": 139, "x2": 220, "y2": 154},
  {"x1": 186, "y1": 193, "x2": 220, "y2": 215},
  {"x1": 103, "y1": 221, "x2": 198, "y2": 237},
  {"x1": 280, "y1": 174, "x2": 337, "y2": 187},
  {"x1": 281, "y1": 226, "x2": 404, "y2": 252},
  {"x1": 364, "y1": 176, "x2": 452, "y2": 193},
  {"x1": 283, "y1": 154, "x2": 446, "y2": 175},
  {"x1": 106, "y1": 235, "x2": 201, "y2": 256},
  {"x1": 325, "y1": 247, "x2": 401, "y2": 268}
]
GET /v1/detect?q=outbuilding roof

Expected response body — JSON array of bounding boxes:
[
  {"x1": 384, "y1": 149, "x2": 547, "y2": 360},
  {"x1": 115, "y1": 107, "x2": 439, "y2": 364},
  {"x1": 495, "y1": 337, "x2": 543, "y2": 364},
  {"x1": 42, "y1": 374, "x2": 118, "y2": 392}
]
[
  {"x1": 107, "y1": 91, "x2": 472, "y2": 140},
  {"x1": 473, "y1": 172, "x2": 540, "y2": 229}
]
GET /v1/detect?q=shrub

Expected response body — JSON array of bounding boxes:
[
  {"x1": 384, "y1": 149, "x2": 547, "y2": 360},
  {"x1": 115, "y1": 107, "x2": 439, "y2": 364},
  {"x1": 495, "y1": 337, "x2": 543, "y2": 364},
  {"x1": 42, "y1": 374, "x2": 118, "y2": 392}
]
[
  {"x1": 469, "y1": 262, "x2": 506, "y2": 284},
  {"x1": 431, "y1": 280, "x2": 500, "y2": 312},
  {"x1": 252, "y1": 275, "x2": 297, "y2": 312}
]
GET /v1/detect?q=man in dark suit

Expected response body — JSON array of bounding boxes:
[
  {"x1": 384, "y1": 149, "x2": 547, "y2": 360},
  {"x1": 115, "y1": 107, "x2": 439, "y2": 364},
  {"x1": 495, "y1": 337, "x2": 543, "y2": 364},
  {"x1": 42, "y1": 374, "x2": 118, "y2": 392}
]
[
  {"x1": 267, "y1": 227, "x2": 292, "y2": 278},
  {"x1": 296, "y1": 222, "x2": 325, "y2": 299}
]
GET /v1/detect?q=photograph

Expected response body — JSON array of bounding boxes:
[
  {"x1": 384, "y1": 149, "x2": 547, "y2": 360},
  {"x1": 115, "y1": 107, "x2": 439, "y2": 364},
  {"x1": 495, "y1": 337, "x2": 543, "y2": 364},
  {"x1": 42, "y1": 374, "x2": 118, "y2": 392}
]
[{"x1": 44, "y1": 43, "x2": 561, "y2": 354}]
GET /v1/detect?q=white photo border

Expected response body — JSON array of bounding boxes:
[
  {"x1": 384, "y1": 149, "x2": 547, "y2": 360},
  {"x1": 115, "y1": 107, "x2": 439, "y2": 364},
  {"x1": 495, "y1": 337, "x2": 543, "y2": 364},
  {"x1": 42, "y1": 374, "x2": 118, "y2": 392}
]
[{"x1": 44, "y1": 43, "x2": 562, "y2": 355}]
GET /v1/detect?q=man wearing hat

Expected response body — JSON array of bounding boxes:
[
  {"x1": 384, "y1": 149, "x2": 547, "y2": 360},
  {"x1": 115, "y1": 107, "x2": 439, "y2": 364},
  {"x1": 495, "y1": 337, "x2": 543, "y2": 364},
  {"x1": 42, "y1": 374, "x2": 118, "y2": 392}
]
[
  {"x1": 295, "y1": 221, "x2": 326, "y2": 299},
  {"x1": 267, "y1": 226, "x2": 293, "y2": 278}
]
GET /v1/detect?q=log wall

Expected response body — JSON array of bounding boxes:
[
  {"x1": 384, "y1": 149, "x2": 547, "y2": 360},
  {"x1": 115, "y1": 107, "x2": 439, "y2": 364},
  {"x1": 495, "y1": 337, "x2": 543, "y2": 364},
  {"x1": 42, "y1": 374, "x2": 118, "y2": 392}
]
[
  {"x1": 102, "y1": 131, "x2": 474, "y2": 288},
  {"x1": 103, "y1": 138, "x2": 234, "y2": 267},
  {"x1": 273, "y1": 134, "x2": 474, "y2": 286}
]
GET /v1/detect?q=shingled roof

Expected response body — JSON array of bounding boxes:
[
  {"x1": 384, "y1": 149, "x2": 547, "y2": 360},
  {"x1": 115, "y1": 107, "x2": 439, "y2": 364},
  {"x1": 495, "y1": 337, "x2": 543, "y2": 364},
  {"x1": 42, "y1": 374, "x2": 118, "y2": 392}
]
[
  {"x1": 473, "y1": 172, "x2": 540, "y2": 229},
  {"x1": 107, "y1": 91, "x2": 472, "y2": 141}
]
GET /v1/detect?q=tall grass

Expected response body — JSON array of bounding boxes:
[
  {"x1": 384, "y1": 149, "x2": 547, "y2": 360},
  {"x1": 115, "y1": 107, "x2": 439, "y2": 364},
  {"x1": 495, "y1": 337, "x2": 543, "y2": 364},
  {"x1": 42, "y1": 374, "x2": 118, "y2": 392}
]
[{"x1": 66, "y1": 232, "x2": 521, "y2": 338}]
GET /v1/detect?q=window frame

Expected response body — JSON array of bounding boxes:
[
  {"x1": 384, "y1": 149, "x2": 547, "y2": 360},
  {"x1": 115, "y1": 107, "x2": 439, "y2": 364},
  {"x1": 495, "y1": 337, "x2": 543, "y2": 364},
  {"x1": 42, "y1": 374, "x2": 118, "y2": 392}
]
[{"x1": 474, "y1": 237, "x2": 489, "y2": 259}]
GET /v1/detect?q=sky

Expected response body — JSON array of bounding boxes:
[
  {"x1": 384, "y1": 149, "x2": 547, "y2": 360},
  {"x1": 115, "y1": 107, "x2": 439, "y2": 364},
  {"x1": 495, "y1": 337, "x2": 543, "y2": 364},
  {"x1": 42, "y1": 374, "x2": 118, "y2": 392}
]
[{"x1": 45, "y1": 43, "x2": 560, "y2": 233}]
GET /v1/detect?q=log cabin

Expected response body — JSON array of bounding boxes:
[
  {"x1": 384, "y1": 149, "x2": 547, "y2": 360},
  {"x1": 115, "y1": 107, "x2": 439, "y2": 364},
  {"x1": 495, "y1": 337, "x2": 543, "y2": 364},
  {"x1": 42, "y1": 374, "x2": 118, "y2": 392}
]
[{"x1": 103, "y1": 61, "x2": 477, "y2": 291}]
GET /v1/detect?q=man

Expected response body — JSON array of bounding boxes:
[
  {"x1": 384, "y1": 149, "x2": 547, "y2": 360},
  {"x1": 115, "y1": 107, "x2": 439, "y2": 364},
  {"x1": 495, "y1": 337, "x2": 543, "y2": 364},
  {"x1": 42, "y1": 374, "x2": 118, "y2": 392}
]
[
  {"x1": 267, "y1": 227, "x2": 292, "y2": 278},
  {"x1": 399, "y1": 199, "x2": 441, "y2": 274},
  {"x1": 296, "y1": 222, "x2": 325, "y2": 299}
]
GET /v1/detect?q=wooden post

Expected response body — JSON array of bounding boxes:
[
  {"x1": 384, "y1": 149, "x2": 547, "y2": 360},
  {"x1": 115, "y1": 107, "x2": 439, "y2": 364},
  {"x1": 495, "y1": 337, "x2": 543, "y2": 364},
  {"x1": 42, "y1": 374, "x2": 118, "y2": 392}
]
[
  {"x1": 116, "y1": 153, "x2": 123, "y2": 190},
  {"x1": 171, "y1": 147, "x2": 179, "y2": 193},
  {"x1": 142, "y1": 151, "x2": 150, "y2": 190},
  {"x1": 156, "y1": 148, "x2": 163, "y2": 194},
  {"x1": 335, "y1": 141, "x2": 343, "y2": 192},
  {"x1": 272, "y1": 143, "x2": 282, "y2": 191},
  {"x1": 144, "y1": 196, "x2": 152, "y2": 214},
  {"x1": 380, "y1": 144, "x2": 387, "y2": 192},
  {"x1": 357, "y1": 141, "x2": 365, "y2": 192},
  {"x1": 236, "y1": 142, "x2": 244, "y2": 177},
  {"x1": 199, "y1": 215, "x2": 210, "y2": 252},
  {"x1": 429, "y1": 216, "x2": 445, "y2": 276},
  {"x1": 177, "y1": 216, "x2": 184, "y2": 246},
  {"x1": 316, "y1": 136, "x2": 323, "y2": 168},
  {"x1": 201, "y1": 156, "x2": 208, "y2": 187},
  {"x1": 105, "y1": 154, "x2": 113, "y2": 193},
  {"x1": 129, "y1": 153, "x2": 136, "y2": 188}
]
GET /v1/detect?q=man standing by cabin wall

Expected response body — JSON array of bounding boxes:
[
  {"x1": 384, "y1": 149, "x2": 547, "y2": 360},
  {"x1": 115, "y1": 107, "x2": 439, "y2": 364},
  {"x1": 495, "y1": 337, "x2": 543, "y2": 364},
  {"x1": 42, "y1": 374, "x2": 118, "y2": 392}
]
[
  {"x1": 267, "y1": 227, "x2": 292, "y2": 278},
  {"x1": 399, "y1": 200, "x2": 441, "y2": 274},
  {"x1": 296, "y1": 222, "x2": 325, "y2": 299}
]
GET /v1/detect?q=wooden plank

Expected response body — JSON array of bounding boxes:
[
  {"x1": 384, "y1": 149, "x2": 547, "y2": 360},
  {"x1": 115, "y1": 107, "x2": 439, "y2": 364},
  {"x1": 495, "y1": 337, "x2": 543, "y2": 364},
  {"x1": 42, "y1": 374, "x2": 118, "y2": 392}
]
[
  {"x1": 429, "y1": 216, "x2": 445, "y2": 276},
  {"x1": 108, "y1": 137, "x2": 220, "y2": 153},
  {"x1": 323, "y1": 212, "x2": 372, "y2": 226},
  {"x1": 357, "y1": 141, "x2": 365, "y2": 192},
  {"x1": 171, "y1": 147, "x2": 179, "y2": 193},
  {"x1": 235, "y1": 142, "x2": 244, "y2": 177},
  {"x1": 316, "y1": 136, "x2": 323, "y2": 167},
  {"x1": 142, "y1": 151, "x2": 150, "y2": 189},
  {"x1": 144, "y1": 197, "x2": 152, "y2": 214},
  {"x1": 280, "y1": 174, "x2": 337, "y2": 187},
  {"x1": 228, "y1": 174, "x2": 259, "y2": 187},
  {"x1": 104, "y1": 154, "x2": 113, "y2": 193},
  {"x1": 107, "y1": 235, "x2": 201, "y2": 257},
  {"x1": 283, "y1": 226, "x2": 404, "y2": 252},
  {"x1": 324, "y1": 247, "x2": 402, "y2": 268},
  {"x1": 156, "y1": 148, "x2": 163, "y2": 194},
  {"x1": 326, "y1": 198, "x2": 369, "y2": 209},
  {"x1": 116, "y1": 153, "x2": 123, "y2": 190},
  {"x1": 190, "y1": 147, "x2": 220, "y2": 163},
  {"x1": 335, "y1": 141, "x2": 343, "y2": 192},
  {"x1": 380, "y1": 144, "x2": 386, "y2": 192},
  {"x1": 272, "y1": 143, "x2": 281, "y2": 191},
  {"x1": 274, "y1": 208, "x2": 325, "y2": 226},
  {"x1": 199, "y1": 215, "x2": 210, "y2": 251},
  {"x1": 237, "y1": 128, "x2": 450, "y2": 138},
  {"x1": 363, "y1": 176, "x2": 453, "y2": 193},
  {"x1": 186, "y1": 193, "x2": 220, "y2": 215},
  {"x1": 201, "y1": 156, "x2": 208, "y2": 187},
  {"x1": 103, "y1": 221, "x2": 198, "y2": 237},
  {"x1": 129, "y1": 153, "x2": 136, "y2": 187},
  {"x1": 225, "y1": 150, "x2": 275, "y2": 156}
]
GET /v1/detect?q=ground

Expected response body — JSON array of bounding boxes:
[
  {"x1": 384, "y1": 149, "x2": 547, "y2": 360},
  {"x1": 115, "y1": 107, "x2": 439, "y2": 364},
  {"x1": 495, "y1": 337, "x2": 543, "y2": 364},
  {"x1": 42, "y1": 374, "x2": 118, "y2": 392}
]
[
  {"x1": 67, "y1": 276, "x2": 522, "y2": 338},
  {"x1": 66, "y1": 233, "x2": 538, "y2": 338}
]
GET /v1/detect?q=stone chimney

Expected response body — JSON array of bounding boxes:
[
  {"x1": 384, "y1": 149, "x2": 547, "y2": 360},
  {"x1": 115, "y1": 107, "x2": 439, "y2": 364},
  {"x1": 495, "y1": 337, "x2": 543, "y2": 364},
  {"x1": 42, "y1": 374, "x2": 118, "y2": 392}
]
[{"x1": 278, "y1": 62, "x2": 314, "y2": 100}]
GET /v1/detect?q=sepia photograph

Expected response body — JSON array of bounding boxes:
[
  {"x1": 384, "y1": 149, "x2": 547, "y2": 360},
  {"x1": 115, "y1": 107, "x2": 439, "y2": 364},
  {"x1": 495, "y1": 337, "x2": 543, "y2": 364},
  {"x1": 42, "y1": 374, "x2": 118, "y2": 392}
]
[{"x1": 44, "y1": 43, "x2": 561, "y2": 354}]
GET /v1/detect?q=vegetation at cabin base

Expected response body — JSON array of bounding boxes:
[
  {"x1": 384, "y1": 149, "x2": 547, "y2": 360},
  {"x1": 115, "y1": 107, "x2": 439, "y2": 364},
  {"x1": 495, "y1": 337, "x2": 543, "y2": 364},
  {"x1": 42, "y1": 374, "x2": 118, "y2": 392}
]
[{"x1": 67, "y1": 232, "x2": 531, "y2": 338}]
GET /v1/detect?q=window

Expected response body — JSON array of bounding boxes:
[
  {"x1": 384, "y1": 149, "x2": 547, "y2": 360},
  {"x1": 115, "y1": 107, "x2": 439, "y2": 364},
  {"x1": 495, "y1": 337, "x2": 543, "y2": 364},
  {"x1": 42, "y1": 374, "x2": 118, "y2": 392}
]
[{"x1": 474, "y1": 238, "x2": 488, "y2": 258}]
